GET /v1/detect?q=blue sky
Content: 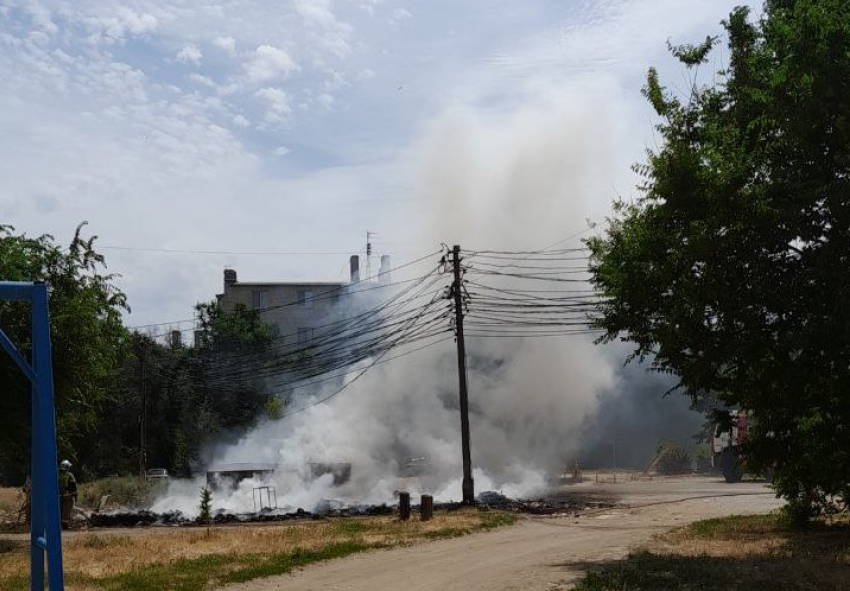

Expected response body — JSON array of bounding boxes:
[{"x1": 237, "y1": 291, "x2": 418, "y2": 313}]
[{"x1": 1, "y1": 0, "x2": 756, "y2": 329}]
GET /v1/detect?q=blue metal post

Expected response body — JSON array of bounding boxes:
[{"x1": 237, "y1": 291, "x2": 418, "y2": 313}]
[
  {"x1": 32, "y1": 284, "x2": 64, "y2": 590},
  {"x1": 30, "y1": 355, "x2": 45, "y2": 591},
  {"x1": 0, "y1": 281, "x2": 64, "y2": 591}
]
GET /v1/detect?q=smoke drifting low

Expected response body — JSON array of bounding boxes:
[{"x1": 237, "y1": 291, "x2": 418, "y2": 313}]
[
  {"x1": 154, "y1": 94, "x2": 699, "y2": 515},
  {"x1": 579, "y1": 356, "x2": 705, "y2": 470}
]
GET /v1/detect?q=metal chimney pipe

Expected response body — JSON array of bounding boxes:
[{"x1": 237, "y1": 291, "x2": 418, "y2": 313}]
[
  {"x1": 350, "y1": 255, "x2": 360, "y2": 284},
  {"x1": 379, "y1": 255, "x2": 391, "y2": 284}
]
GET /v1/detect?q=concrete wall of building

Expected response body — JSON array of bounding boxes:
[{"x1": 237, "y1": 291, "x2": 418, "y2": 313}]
[{"x1": 219, "y1": 270, "x2": 346, "y2": 345}]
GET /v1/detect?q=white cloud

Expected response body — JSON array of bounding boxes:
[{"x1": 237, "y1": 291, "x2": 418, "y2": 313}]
[
  {"x1": 255, "y1": 86, "x2": 293, "y2": 125},
  {"x1": 273, "y1": 145, "x2": 291, "y2": 156},
  {"x1": 0, "y1": 0, "x2": 759, "y2": 329},
  {"x1": 176, "y1": 43, "x2": 203, "y2": 65},
  {"x1": 81, "y1": 8, "x2": 159, "y2": 45},
  {"x1": 20, "y1": 3, "x2": 59, "y2": 35},
  {"x1": 293, "y1": 0, "x2": 354, "y2": 59},
  {"x1": 244, "y1": 44, "x2": 300, "y2": 83},
  {"x1": 115, "y1": 8, "x2": 159, "y2": 36},
  {"x1": 294, "y1": 0, "x2": 337, "y2": 28},
  {"x1": 213, "y1": 36, "x2": 237, "y2": 55},
  {"x1": 189, "y1": 73, "x2": 216, "y2": 87},
  {"x1": 390, "y1": 8, "x2": 413, "y2": 23},
  {"x1": 358, "y1": 0, "x2": 385, "y2": 15}
]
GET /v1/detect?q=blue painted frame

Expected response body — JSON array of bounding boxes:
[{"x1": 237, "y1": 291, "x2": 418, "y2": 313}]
[{"x1": 0, "y1": 281, "x2": 64, "y2": 591}]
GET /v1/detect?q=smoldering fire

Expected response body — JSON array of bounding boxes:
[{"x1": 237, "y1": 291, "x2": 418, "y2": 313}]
[{"x1": 152, "y1": 93, "x2": 699, "y2": 516}]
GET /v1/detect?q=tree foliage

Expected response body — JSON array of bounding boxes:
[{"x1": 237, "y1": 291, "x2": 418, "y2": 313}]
[
  {"x1": 0, "y1": 223, "x2": 128, "y2": 483},
  {"x1": 0, "y1": 224, "x2": 279, "y2": 483},
  {"x1": 588, "y1": 1, "x2": 850, "y2": 521},
  {"x1": 101, "y1": 301, "x2": 277, "y2": 478}
]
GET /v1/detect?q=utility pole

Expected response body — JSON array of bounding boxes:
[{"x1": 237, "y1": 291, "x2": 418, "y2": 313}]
[
  {"x1": 366, "y1": 231, "x2": 375, "y2": 281},
  {"x1": 450, "y1": 244, "x2": 475, "y2": 505},
  {"x1": 138, "y1": 341, "x2": 147, "y2": 481}
]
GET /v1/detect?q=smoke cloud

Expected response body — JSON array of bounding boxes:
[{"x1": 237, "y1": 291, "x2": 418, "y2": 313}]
[{"x1": 154, "y1": 91, "x2": 699, "y2": 516}]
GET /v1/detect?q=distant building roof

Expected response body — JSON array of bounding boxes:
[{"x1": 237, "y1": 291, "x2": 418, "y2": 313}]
[
  {"x1": 229, "y1": 281, "x2": 346, "y2": 287},
  {"x1": 206, "y1": 462, "x2": 277, "y2": 473}
]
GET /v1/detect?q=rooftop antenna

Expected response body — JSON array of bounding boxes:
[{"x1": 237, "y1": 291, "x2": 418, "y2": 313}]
[{"x1": 366, "y1": 231, "x2": 377, "y2": 280}]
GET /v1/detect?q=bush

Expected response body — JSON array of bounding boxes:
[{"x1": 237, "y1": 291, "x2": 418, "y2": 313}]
[
  {"x1": 198, "y1": 487, "x2": 212, "y2": 526},
  {"x1": 78, "y1": 476, "x2": 166, "y2": 509}
]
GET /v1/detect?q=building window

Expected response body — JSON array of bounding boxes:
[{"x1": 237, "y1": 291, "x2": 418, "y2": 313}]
[
  {"x1": 252, "y1": 289, "x2": 268, "y2": 309},
  {"x1": 297, "y1": 327, "x2": 313, "y2": 343},
  {"x1": 297, "y1": 289, "x2": 314, "y2": 308}
]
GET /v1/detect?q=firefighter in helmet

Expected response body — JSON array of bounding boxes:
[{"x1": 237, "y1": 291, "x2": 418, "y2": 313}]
[{"x1": 58, "y1": 460, "x2": 77, "y2": 528}]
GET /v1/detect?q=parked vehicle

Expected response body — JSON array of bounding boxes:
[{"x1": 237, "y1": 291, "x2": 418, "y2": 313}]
[
  {"x1": 145, "y1": 468, "x2": 170, "y2": 481},
  {"x1": 710, "y1": 411, "x2": 747, "y2": 483}
]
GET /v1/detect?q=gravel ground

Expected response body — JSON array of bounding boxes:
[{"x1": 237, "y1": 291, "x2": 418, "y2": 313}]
[{"x1": 220, "y1": 475, "x2": 783, "y2": 591}]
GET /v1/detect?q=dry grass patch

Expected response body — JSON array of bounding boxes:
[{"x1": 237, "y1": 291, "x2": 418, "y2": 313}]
[
  {"x1": 654, "y1": 513, "x2": 790, "y2": 558},
  {"x1": 0, "y1": 488, "x2": 22, "y2": 520},
  {"x1": 0, "y1": 489, "x2": 20, "y2": 510},
  {"x1": 572, "y1": 513, "x2": 850, "y2": 591},
  {"x1": 0, "y1": 509, "x2": 516, "y2": 591}
]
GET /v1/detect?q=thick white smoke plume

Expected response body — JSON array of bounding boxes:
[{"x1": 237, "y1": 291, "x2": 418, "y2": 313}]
[{"x1": 154, "y1": 94, "x2": 624, "y2": 516}]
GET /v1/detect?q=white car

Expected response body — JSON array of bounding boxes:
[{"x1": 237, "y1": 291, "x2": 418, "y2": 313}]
[{"x1": 145, "y1": 468, "x2": 170, "y2": 481}]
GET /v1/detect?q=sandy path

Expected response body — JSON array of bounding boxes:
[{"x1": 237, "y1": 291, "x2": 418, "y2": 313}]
[{"x1": 223, "y1": 477, "x2": 782, "y2": 591}]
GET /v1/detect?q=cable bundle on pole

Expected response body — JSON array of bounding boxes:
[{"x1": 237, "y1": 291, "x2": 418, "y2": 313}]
[
  {"x1": 190, "y1": 255, "x2": 454, "y2": 410},
  {"x1": 454, "y1": 246, "x2": 605, "y2": 338}
]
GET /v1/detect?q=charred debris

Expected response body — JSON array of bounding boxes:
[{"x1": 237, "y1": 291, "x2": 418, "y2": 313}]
[{"x1": 81, "y1": 492, "x2": 612, "y2": 529}]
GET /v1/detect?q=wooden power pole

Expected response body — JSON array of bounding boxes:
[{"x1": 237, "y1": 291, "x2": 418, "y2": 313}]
[
  {"x1": 138, "y1": 341, "x2": 147, "y2": 480},
  {"x1": 451, "y1": 244, "x2": 475, "y2": 505}
]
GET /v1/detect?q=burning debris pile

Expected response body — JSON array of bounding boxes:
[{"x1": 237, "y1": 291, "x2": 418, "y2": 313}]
[
  {"x1": 468, "y1": 491, "x2": 613, "y2": 515},
  {"x1": 86, "y1": 503, "x2": 395, "y2": 528},
  {"x1": 79, "y1": 491, "x2": 613, "y2": 529}
]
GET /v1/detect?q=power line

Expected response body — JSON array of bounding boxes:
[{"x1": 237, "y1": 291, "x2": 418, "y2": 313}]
[
  {"x1": 196, "y1": 266, "x2": 448, "y2": 385},
  {"x1": 101, "y1": 246, "x2": 363, "y2": 256},
  {"x1": 270, "y1": 284, "x2": 449, "y2": 418},
  {"x1": 128, "y1": 248, "x2": 443, "y2": 331}
]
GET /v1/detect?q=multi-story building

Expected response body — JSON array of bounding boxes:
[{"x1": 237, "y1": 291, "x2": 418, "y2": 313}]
[{"x1": 216, "y1": 255, "x2": 390, "y2": 345}]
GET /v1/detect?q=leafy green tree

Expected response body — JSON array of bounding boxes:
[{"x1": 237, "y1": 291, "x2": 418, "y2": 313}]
[
  {"x1": 194, "y1": 300, "x2": 277, "y2": 432},
  {"x1": 92, "y1": 332, "x2": 210, "y2": 477},
  {"x1": 588, "y1": 1, "x2": 850, "y2": 521},
  {"x1": 0, "y1": 223, "x2": 128, "y2": 484},
  {"x1": 104, "y1": 302, "x2": 277, "y2": 478}
]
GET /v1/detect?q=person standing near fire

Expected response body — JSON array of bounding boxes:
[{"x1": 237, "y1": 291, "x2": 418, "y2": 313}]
[{"x1": 58, "y1": 460, "x2": 77, "y2": 528}]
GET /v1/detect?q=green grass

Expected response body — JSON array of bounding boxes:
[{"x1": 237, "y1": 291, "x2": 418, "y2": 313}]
[
  {"x1": 0, "y1": 510, "x2": 520, "y2": 591},
  {"x1": 0, "y1": 574, "x2": 26, "y2": 591},
  {"x1": 331, "y1": 519, "x2": 372, "y2": 537},
  {"x1": 0, "y1": 542, "x2": 377, "y2": 591},
  {"x1": 110, "y1": 543, "x2": 376, "y2": 591},
  {"x1": 422, "y1": 527, "x2": 469, "y2": 540},
  {"x1": 574, "y1": 551, "x2": 784, "y2": 591},
  {"x1": 76, "y1": 534, "x2": 133, "y2": 549},
  {"x1": 685, "y1": 513, "x2": 787, "y2": 539},
  {"x1": 421, "y1": 512, "x2": 517, "y2": 540},
  {"x1": 479, "y1": 512, "x2": 518, "y2": 530},
  {"x1": 572, "y1": 513, "x2": 850, "y2": 591}
]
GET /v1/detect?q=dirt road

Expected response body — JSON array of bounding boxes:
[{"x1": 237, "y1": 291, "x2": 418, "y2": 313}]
[{"x1": 223, "y1": 476, "x2": 783, "y2": 591}]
